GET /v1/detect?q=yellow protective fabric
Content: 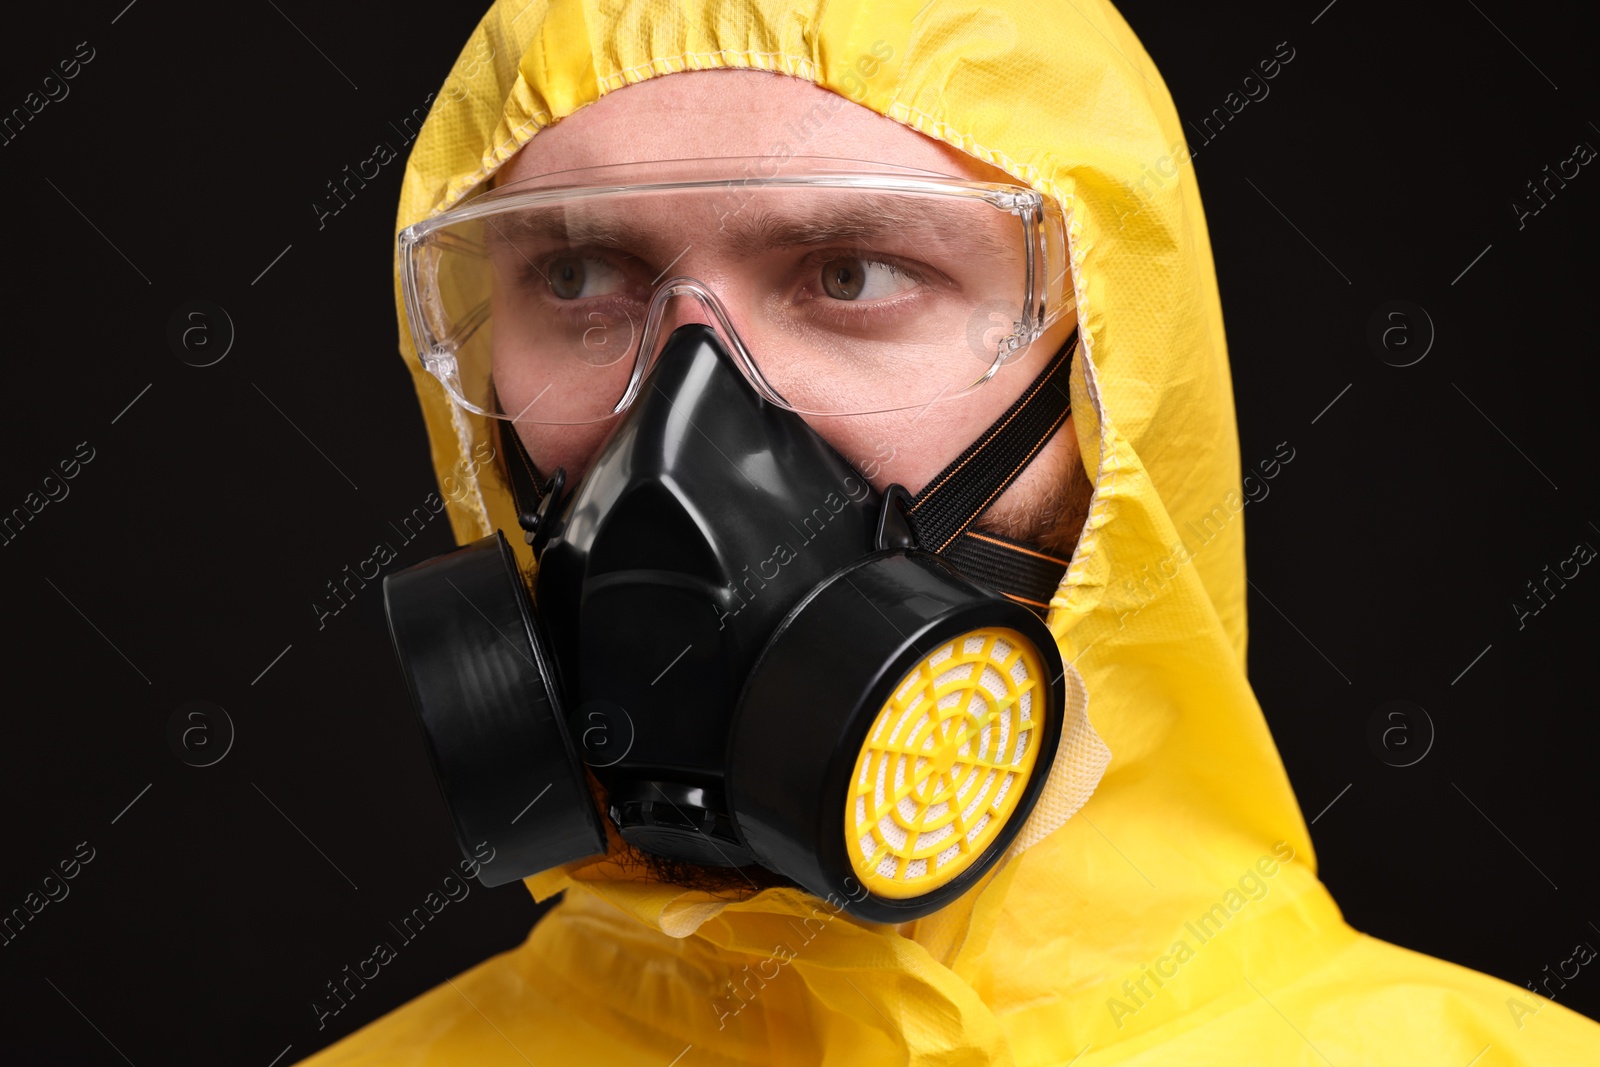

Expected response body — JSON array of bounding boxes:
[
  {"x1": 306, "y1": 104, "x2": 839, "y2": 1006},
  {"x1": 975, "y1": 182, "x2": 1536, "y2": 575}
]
[{"x1": 302, "y1": 1, "x2": 1600, "y2": 1063}]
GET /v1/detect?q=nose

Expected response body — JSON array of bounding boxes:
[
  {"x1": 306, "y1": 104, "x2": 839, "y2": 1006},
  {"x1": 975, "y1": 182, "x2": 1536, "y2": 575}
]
[
  {"x1": 635, "y1": 274, "x2": 757, "y2": 382},
  {"x1": 653, "y1": 286, "x2": 720, "y2": 336}
]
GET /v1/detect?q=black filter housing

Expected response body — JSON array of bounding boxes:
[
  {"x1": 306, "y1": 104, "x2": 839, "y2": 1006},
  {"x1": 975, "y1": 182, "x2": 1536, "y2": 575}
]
[
  {"x1": 727, "y1": 550, "x2": 1066, "y2": 923},
  {"x1": 383, "y1": 531, "x2": 606, "y2": 887}
]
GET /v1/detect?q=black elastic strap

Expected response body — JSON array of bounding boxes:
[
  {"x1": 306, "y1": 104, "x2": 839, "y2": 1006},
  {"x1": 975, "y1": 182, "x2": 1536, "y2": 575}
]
[
  {"x1": 943, "y1": 530, "x2": 1073, "y2": 613},
  {"x1": 904, "y1": 328, "x2": 1076, "y2": 554},
  {"x1": 498, "y1": 415, "x2": 546, "y2": 536},
  {"x1": 901, "y1": 328, "x2": 1077, "y2": 614}
]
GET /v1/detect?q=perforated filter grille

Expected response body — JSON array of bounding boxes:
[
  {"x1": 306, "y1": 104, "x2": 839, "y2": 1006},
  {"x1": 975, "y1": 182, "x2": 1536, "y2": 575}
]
[{"x1": 845, "y1": 627, "x2": 1047, "y2": 899}]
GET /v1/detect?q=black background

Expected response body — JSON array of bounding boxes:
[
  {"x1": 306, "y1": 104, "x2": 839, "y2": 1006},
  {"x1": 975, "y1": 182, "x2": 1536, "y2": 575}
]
[{"x1": 1, "y1": 2, "x2": 1594, "y2": 1063}]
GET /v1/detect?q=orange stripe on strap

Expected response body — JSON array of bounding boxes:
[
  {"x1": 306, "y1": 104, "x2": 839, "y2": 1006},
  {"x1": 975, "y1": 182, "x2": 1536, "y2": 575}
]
[{"x1": 964, "y1": 531, "x2": 1070, "y2": 568}]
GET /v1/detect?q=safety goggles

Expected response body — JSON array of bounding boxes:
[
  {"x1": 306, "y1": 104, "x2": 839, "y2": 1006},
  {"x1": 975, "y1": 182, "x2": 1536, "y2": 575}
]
[{"x1": 399, "y1": 156, "x2": 1074, "y2": 424}]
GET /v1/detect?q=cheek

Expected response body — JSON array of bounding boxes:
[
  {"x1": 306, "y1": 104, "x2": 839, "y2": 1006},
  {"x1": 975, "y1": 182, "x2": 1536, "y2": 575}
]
[
  {"x1": 805, "y1": 414, "x2": 957, "y2": 494},
  {"x1": 516, "y1": 421, "x2": 617, "y2": 484},
  {"x1": 805, "y1": 360, "x2": 1044, "y2": 494}
]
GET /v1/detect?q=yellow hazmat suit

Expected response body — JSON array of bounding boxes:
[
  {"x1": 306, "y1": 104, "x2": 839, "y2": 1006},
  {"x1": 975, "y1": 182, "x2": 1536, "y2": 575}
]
[{"x1": 302, "y1": 0, "x2": 1600, "y2": 1062}]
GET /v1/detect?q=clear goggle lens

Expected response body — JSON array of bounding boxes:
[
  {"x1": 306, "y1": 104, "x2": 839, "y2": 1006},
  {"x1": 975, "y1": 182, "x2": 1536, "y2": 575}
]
[{"x1": 401, "y1": 159, "x2": 1071, "y2": 424}]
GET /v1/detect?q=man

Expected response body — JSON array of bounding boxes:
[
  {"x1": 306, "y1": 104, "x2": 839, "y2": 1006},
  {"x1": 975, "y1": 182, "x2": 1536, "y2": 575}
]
[{"x1": 301, "y1": 0, "x2": 1600, "y2": 1063}]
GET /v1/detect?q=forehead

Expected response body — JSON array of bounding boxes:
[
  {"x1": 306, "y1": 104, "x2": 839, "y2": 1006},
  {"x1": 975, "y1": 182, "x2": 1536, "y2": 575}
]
[{"x1": 493, "y1": 68, "x2": 1005, "y2": 187}]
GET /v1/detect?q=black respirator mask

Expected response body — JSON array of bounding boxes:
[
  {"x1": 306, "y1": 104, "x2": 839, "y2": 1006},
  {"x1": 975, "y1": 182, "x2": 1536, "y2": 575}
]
[{"x1": 384, "y1": 321, "x2": 1079, "y2": 922}]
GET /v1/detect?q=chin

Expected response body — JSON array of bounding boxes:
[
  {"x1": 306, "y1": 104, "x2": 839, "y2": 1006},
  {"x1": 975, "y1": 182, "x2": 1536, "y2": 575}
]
[{"x1": 609, "y1": 841, "x2": 795, "y2": 896}]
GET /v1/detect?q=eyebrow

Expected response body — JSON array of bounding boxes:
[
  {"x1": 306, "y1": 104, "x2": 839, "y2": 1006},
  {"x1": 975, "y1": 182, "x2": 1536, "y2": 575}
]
[
  {"x1": 718, "y1": 200, "x2": 954, "y2": 254},
  {"x1": 720, "y1": 199, "x2": 1004, "y2": 259},
  {"x1": 481, "y1": 210, "x2": 632, "y2": 257}
]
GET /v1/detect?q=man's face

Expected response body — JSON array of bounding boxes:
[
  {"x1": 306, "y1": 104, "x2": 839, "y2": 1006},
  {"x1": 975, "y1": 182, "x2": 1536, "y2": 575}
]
[{"x1": 493, "y1": 69, "x2": 1090, "y2": 558}]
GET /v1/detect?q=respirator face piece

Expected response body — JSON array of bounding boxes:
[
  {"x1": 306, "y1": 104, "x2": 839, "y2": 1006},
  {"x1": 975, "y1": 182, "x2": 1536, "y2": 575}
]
[{"x1": 384, "y1": 322, "x2": 1073, "y2": 923}]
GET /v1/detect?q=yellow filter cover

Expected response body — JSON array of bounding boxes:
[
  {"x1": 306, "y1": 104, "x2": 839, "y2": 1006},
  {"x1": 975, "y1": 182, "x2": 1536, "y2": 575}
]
[{"x1": 847, "y1": 628, "x2": 1048, "y2": 899}]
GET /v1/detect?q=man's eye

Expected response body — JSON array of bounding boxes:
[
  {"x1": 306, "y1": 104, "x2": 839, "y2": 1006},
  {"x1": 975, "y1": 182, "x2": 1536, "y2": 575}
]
[
  {"x1": 547, "y1": 254, "x2": 626, "y2": 300},
  {"x1": 818, "y1": 257, "x2": 918, "y2": 301}
]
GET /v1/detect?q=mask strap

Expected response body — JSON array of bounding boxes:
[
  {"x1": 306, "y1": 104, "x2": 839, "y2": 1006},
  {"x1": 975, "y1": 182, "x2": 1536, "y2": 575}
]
[
  {"x1": 498, "y1": 416, "x2": 563, "y2": 547},
  {"x1": 902, "y1": 327, "x2": 1079, "y2": 615}
]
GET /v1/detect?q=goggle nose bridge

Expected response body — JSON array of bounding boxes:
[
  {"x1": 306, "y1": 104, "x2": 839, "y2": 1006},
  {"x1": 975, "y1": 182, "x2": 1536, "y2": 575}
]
[{"x1": 613, "y1": 276, "x2": 791, "y2": 415}]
